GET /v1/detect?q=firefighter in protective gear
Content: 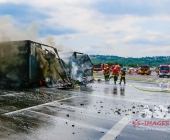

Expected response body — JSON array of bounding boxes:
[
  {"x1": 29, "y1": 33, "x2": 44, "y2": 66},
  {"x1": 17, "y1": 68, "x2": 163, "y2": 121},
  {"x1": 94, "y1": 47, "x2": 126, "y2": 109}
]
[
  {"x1": 112, "y1": 68, "x2": 119, "y2": 84},
  {"x1": 103, "y1": 67, "x2": 110, "y2": 81},
  {"x1": 119, "y1": 69, "x2": 126, "y2": 85}
]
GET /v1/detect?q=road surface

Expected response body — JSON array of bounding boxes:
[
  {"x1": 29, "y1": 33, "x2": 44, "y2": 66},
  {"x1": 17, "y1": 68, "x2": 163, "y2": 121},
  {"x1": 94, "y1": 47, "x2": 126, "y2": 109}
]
[{"x1": 0, "y1": 79, "x2": 170, "y2": 140}]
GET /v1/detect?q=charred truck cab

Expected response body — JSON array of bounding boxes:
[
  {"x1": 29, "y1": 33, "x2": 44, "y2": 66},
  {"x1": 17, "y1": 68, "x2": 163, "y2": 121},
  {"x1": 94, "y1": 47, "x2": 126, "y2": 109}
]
[
  {"x1": 158, "y1": 65, "x2": 170, "y2": 78},
  {"x1": 0, "y1": 40, "x2": 69, "y2": 88},
  {"x1": 59, "y1": 51, "x2": 94, "y2": 83}
]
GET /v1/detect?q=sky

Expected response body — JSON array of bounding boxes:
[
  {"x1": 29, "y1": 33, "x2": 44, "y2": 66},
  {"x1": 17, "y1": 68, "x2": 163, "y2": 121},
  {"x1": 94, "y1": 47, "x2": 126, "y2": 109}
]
[{"x1": 0, "y1": 0, "x2": 170, "y2": 57}]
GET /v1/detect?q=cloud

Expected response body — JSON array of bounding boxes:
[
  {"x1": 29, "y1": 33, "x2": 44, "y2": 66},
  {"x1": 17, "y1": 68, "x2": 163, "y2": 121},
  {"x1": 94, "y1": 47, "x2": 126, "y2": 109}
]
[
  {"x1": 92, "y1": 0, "x2": 170, "y2": 16},
  {"x1": 1, "y1": 0, "x2": 170, "y2": 57},
  {"x1": 39, "y1": 26, "x2": 78, "y2": 37},
  {"x1": 122, "y1": 33, "x2": 170, "y2": 46},
  {"x1": 62, "y1": 35, "x2": 75, "y2": 40},
  {"x1": 140, "y1": 46, "x2": 170, "y2": 56},
  {"x1": 144, "y1": 46, "x2": 170, "y2": 52},
  {"x1": 106, "y1": 39, "x2": 117, "y2": 45},
  {"x1": 0, "y1": 3, "x2": 49, "y2": 23}
]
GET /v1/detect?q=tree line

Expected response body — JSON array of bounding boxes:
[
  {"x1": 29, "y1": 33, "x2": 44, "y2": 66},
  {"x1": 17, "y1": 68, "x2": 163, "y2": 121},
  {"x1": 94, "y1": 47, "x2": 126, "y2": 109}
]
[{"x1": 89, "y1": 55, "x2": 170, "y2": 67}]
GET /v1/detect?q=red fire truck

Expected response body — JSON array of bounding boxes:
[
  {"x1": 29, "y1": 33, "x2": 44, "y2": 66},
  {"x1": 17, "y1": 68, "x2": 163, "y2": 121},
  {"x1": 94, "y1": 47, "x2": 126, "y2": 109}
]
[
  {"x1": 93, "y1": 63, "x2": 108, "y2": 71},
  {"x1": 158, "y1": 64, "x2": 170, "y2": 78}
]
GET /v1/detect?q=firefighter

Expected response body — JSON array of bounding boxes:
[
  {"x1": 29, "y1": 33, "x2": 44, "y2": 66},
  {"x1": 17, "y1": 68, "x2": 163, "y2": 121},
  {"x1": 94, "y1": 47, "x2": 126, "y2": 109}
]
[
  {"x1": 112, "y1": 68, "x2": 119, "y2": 84},
  {"x1": 119, "y1": 68, "x2": 126, "y2": 85},
  {"x1": 103, "y1": 67, "x2": 110, "y2": 82}
]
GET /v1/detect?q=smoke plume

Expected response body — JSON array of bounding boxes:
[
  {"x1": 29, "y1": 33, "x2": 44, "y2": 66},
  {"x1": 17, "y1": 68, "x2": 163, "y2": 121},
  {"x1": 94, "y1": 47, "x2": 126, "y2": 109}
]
[
  {"x1": 45, "y1": 36, "x2": 63, "y2": 51},
  {"x1": 0, "y1": 42, "x2": 26, "y2": 73},
  {"x1": 0, "y1": 16, "x2": 40, "y2": 42}
]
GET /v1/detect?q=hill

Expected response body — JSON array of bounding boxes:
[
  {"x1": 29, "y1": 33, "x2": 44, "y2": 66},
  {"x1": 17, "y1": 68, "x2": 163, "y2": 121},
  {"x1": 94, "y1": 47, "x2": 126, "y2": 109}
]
[{"x1": 89, "y1": 55, "x2": 170, "y2": 67}]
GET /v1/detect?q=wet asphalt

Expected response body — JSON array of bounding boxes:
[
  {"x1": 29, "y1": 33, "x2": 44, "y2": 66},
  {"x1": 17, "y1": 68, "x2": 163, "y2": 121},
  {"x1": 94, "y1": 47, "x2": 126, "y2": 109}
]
[{"x1": 0, "y1": 78, "x2": 170, "y2": 140}]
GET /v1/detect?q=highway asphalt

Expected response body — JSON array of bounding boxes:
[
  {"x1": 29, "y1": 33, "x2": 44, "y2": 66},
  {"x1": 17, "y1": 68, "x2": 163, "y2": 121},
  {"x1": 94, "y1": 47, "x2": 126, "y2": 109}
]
[{"x1": 0, "y1": 78, "x2": 170, "y2": 140}]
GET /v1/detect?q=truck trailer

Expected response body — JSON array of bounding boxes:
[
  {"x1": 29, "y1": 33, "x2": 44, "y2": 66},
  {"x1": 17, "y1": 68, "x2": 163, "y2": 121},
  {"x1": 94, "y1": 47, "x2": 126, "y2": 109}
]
[{"x1": 0, "y1": 40, "x2": 68, "y2": 88}]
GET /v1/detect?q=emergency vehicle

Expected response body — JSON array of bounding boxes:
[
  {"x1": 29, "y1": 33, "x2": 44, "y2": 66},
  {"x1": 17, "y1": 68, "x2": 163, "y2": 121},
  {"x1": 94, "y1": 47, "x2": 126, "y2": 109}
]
[
  {"x1": 93, "y1": 63, "x2": 108, "y2": 71},
  {"x1": 138, "y1": 64, "x2": 151, "y2": 75},
  {"x1": 158, "y1": 64, "x2": 170, "y2": 78}
]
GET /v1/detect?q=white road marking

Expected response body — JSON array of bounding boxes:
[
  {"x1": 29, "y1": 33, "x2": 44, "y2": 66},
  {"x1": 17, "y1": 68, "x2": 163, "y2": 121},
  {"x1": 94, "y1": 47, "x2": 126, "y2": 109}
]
[
  {"x1": 3, "y1": 96, "x2": 78, "y2": 115},
  {"x1": 100, "y1": 116, "x2": 132, "y2": 140}
]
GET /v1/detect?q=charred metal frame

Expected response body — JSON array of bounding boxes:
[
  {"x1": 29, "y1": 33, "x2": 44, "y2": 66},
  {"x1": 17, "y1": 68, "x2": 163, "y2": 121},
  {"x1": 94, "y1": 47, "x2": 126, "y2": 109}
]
[{"x1": 0, "y1": 40, "x2": 94, "y2": 88}]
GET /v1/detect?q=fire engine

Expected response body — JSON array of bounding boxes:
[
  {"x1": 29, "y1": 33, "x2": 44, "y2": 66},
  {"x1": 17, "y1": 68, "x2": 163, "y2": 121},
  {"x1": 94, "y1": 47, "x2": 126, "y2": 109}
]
[
  {"x1": 158, "y1": 64, "x2": 170, "y2": 78},
  {"x1": 138, "y1": 64, "x2": 151, "y2": 75},
  {"x1": 93, "y1": 63, "x2": 108, "y2": 71}
]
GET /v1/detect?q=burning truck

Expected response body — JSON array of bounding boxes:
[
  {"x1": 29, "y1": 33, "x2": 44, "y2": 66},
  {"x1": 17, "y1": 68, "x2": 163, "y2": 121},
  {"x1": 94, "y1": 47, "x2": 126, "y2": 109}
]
[{"x1": 0, "y1": 40, "x2": 93, "y2": 88}]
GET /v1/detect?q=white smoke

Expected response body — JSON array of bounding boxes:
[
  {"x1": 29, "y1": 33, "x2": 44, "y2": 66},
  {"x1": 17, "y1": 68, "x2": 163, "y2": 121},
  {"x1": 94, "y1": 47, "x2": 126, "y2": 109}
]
[
  {"x1": 45, "y1": 36, "x2": 63, "y2": 50},
  {"x1": 0, "y1": 16, "x2": 68, "y2": 51},
  {"x1": 71, "y1": 62, "x2": 79, "y2": 79},
  {"x1": 0, "y1": 15, "x2": 40, "y2": 42}
]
